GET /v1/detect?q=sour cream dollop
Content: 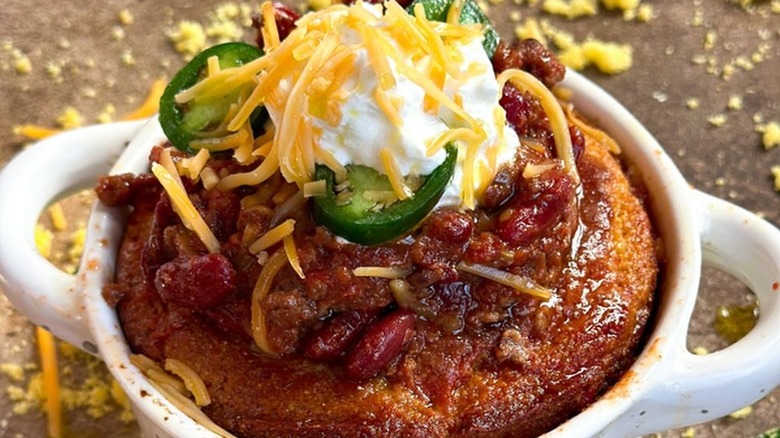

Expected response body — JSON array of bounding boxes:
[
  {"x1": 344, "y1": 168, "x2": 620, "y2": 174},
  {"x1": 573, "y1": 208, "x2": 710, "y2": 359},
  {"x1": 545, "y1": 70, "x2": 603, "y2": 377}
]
[{"x1": 263, "y1": 1, "x2": 519, "y2": 208}]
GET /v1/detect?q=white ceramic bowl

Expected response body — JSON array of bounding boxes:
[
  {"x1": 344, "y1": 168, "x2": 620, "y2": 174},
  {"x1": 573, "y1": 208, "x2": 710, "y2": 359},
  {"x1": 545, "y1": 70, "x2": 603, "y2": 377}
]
[{"x1": 2, "y1": 70, "x2": 780, "y2": 437}]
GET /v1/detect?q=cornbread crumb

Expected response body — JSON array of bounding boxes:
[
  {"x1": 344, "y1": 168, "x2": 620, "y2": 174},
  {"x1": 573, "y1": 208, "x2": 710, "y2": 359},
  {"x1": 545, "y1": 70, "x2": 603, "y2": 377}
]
[
  {"x1": 729, "y1": 405, "x2": 753, "y2": 419},
  {"x1": 118, "y1": 9, "x2": 134, "y2": 26},
  {"x1": 685, "y1": 98, "x2": 700, "y2": 109},
  {"x1": 762, "y1": 121, "x2": 780, "y2": 150},
  {"x1": 48, "y1": 203, "x2": 68, "y2": 231},
  {"x1": 120, "y1": 49, "x2": 135, "y2": 66},
  {"x1": 704, "y1": 30, "x2": 717, "y2": 51},
  {"x1": 727, "y1": 95, "x2": 743, "y2": 111},
  {"x1": 690, "y1": 8, "x2": 704, "y2": 26},
  {"x1": 112, "y1": 26, "x2": 126, "y2": 41},
  {"x1": 635, "y1": 4, "x2": 654, "y2": 21},
  {"x1": 707, "y1": 114, "x2": 727, "y2": 127},
  {"x1": 772, "y1": 166, "x2": 780, "y2": 192},
  {"x1": 601, "y1": 0, "x2": 639, "y2": 10},
  {"x1": 45, "y1": 61, "x2": 63, "y2": 79},
  {"x1": 542, "y1": 0, "x2": 597, "y2": 19},
  {"x1": 14, "y1": 54, "x2": 32, "y2": 74},
  {"x1": 168, "y1": 20, "x2": 207, "y2": 59},
  {"x1": 56, "y1": 106, "x2": 84, "y2": 129},
  {"x1": 692, "y1": 346, "x2": 709, "y2": 355},
  {"x1": 581, "y1": 39, "x2": 633, "y2": 74},
  {"x1": 0, "y1": 364, "x2": 25, "y2": 382},
  {"x1": 34, "y1": 224, "x2": 54, "y2": 259},
  {"x1": 96, "y1": 104, "x2": 117, "y2": 124},
  {"x1": 7, "y1": 373, "x2": 44, "y2": 415}
]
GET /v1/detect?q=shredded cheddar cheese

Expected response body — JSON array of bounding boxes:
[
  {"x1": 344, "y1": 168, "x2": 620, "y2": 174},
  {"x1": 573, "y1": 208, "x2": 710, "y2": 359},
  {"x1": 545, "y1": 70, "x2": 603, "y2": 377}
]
[
  {"x1": 173, "y1": 0, "x2": 525, "y2": 210},
  {"x1": 497, "y1": 69, "x2": 579, "y2": 184},
  {"x1": 151, "y1": 162, "x2": 221, "y2": 253},
  {"x1": 248, "y1": 219, "x2": 296, "y2": 254},
  {"x1": 457, "y1": 262, "x2": 553, "y2": 300},
  {"x1": 36, "y1": 327, "x2": 62, "y2": 438},
  {"x1": 164, "y1": 359, "x2": 211, "y2": 407},
  {"x1": 251, "y1": 249, "x2": 289, "y2": 354},
  {"x1": 353, "y1": 266, "x2": 410, "y2": 278},
  {"x1": 381, "y1": 148, "x2": 414, "y2": 200}
]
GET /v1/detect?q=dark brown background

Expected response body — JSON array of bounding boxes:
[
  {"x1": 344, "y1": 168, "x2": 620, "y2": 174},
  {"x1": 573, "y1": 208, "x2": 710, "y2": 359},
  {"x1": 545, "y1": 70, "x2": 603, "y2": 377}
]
[{"x1": 1, "y1": 0, "x2": 778, "y2": 437}]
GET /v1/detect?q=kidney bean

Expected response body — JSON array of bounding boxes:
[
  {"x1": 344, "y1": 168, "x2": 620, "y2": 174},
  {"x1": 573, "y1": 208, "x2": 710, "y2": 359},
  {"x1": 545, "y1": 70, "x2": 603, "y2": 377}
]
[
  {"x1": 154, "y1": 253, "x2": 237, "y2": 310},
  {"x1": 252, "y1": 2, "x2": 301, "y2": 48},
  {"x1": 344, "y1": 309, "x2": 416, "y2": 380},
  {"x1": 496, "y1": 169, "x2": 575, "y2": 247},
  {"x1": 302, "y1": 310, "x2": 378, "y2": 361}
]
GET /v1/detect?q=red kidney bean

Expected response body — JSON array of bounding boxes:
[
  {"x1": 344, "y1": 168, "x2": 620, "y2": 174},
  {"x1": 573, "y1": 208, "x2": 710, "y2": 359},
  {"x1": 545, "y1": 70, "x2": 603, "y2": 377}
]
[
  {"x1": 496, "y1": 169, "x2": 575, "y2": 247},
  {"x1": 303, "y1": 310, "x2": 378, "y2": 361},
  {"x1": 344, "y1": 309, "x2": 416, "y2": 380},
  {"x1": 154, "y1": 253, "x2": 236, "y2": 310}
]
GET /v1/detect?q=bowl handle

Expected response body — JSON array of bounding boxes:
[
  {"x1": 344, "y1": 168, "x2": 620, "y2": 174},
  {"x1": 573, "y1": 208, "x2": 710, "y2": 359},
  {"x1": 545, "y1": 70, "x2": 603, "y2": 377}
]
[
  {"x1": 0, "y1": 120, "x2": 147, "y2": 352},
  {"x1": 609, "y1": 190, "x2": 780, "y2": 436}
]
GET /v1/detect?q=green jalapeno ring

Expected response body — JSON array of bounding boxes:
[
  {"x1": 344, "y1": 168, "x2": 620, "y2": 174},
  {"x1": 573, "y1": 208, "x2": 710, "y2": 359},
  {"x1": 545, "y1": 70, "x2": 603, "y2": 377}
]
[
  {"x1": 312, "y1": 145, "x2": 457, "y2": 246},
  {"x1": 159, "y1": 42, "x2": 264, "y2": 153}
]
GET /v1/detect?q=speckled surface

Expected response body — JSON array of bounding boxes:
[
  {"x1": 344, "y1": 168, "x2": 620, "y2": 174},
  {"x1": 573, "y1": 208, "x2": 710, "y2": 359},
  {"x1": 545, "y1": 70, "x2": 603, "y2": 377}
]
[{"x1": 0, "y1": 1, "x2": 778, "y2": 437}]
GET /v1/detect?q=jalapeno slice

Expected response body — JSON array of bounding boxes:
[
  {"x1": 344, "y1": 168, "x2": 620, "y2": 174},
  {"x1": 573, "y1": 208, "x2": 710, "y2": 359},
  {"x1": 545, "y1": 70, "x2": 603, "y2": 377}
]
[
  {"x1": 312, "y1": 145, "x2": 457, "y2": 245},
  {"x1": 407, "y1": 0, "x2": 498, "y2": 57},
  {"x1": 159, "y1": 42, "x2": 264, "y2": 153}
]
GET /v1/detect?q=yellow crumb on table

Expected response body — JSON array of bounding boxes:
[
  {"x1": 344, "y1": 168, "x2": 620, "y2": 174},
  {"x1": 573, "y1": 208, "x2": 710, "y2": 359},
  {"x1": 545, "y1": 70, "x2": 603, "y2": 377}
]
[
  {"x1": 601, "y1": 0, "x2": 639, "y2": 10},
  {"x1": 707, "y1": 114, "x2": 728, "y2": 127},
  {"x1": 728, "y1": 405, "x2": 754, "y2": 419},
  {"x1": 542, "y1": 0, "x2": 597, "y2": 19},
  {"x1": 118, "y1": 8, "x2": 134, "y2": 25},
  {"x1": 685, "y1": 98, "x2": 700, "y2": 110},
  {"x1": 762, "y1": 121, "x2": 780, "y2": 150},
  {"x1": 56, "y1": 107, "x2": 84, "y2": 130},
  {"x1": 727, "y1": 95, "x2": 743, "y2": 111},
  {"x1": 168, "y1": 20, "x2": 207, "y2": 59},
  {"x1": 771, "y1": 166, "x2": 780, "y2": 192},
  {"x1": 0, "y1": 363, "x2": 26, "y2": 382},
  {"x1": 581, "y1": 39, "x2": 633, "y2": 74}
]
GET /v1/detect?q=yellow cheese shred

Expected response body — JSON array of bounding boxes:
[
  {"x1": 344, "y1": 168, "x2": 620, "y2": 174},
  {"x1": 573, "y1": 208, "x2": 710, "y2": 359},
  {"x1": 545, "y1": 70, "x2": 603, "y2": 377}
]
[
  {"x1": 303, "y1": 179, "x2": 327, "y2": 197},
  {"x1": 164, "y1": 359, "x2": 211, "y2": 407},
  {"x1": 283, "y1": 235, "x2": 305, "y2": 279},
  {"x1": 260, "y1": 1, "x2": 281, "y2": 53},
  {"x1": 178, "y1": 148, "x2": 211, "y2": 181},
  {"x1": 374, "y1": 87, "x2": 403, "y2": 128},
  {"x1": 36, "y1": 327, "x2": 62, "y2": 438},
  {"x1": 216, "y1": 144, "x2": 280, "y2": 190},
  {"x1": 353, "y1": 266, "x2": 410, "y2": 279},
  {"x1": 151, "y1": 162, "x2": 221, "y2": 253},
  {"x1": 457, "y1": 261, "x2": 552, "y2": 300},
  {"x1": 251, "y1": 249, "x2": 289, "y2": 354},
  {"x1": 425, "y1": 127, "x2": 482, "y2": 156},
  {"x1": 248, "y1": 219, "x2": 296, "y2": 254},
  {"x1": 497, "y1": 69, "x2": 579, "y2": 184},
  {"x1": 380, "y1": 147, "x2": 413, "y2": 200}
]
